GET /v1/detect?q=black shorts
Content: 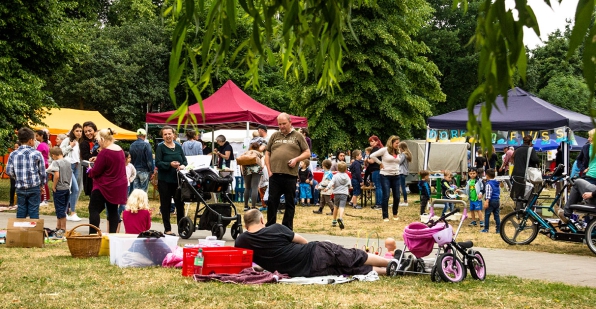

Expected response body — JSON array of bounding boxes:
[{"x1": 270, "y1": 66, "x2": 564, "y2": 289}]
[{"x1": 309, "y1": 241, "x2": 372, "y2": 276}]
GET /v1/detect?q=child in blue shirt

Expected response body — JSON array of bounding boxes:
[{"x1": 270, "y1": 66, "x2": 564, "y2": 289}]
[
  {"x1": 418, "y1": 170, "x2": 431, "y2": 215},
  {"x1": 298, "y1": 159, "x2": 313, "y2": 206},
  {"x1": 459, "y1": 168, "x2": 484, "y2": 227},
  {"x1": 482, "y1": 168, "x2": 501, "y2": 233}
]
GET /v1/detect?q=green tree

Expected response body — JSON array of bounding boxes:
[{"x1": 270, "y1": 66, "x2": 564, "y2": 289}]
[
  {"x1": 0, "y1": 0, "x2": 82, "y2": 153},
  {"x1": 538, "y1": 75, "x2": 591, "y2": 114},
  {"x1": 417, "y1": 0, "x2": 481, "y2": 115},
  {"x1": 45, "y1": 20, "x2": 172, "y2": 130},
  {"x1": 525, "y1": 27, "x2": 583, "y2": 94},
  {"x1": 290, "y1": 0, "x2": 445, "y2": 154}
]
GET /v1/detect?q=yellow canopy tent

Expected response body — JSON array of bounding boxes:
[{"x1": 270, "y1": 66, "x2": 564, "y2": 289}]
[{"x1": 34, "y1": 108, "x2": 138, "y2": 140}]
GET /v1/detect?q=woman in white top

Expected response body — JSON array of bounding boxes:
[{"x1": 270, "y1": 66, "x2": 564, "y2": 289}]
[
  {"x1": 60, "y1": 123, "x2": 83, "y2": 222},
  {"x1": 370, "y1": 135, "x2": 401, "y2": 221}
]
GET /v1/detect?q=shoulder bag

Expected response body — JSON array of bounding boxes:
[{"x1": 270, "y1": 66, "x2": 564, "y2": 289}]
[
  {"x1": 525, "y1": 147, "x2": 542, "y2": 184},
  {"x1": 236, "y1": 151, "x2": 259, "y2": 166}
]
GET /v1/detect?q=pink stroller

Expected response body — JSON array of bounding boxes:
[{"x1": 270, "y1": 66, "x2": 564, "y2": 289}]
[{"x1": 386, "y1": 199, "x2": 472, "y2": 282}]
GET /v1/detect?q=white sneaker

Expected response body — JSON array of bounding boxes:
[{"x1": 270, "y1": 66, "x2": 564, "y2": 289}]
[
  {"x1": 399, "y1": 202, "x2": 409, "y2": 206},
  {"x1": 66, "y1": 215, "x2": 72, "y2": 221},
  {"x1": 70, "y1": 214, "x2": 82, "y2": 222},
  {"x1": 40, "y1": 201, "x2": 48, "y2": 207}
]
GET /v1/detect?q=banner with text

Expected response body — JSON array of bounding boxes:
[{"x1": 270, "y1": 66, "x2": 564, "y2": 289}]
[{"x1": 426, "y1": 127, "x2": 577, "y2": 146}]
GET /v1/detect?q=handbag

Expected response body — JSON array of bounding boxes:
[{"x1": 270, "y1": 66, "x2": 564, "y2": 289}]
[
  {"x1": 236, "y1": 151, "x2": 259, "y2": 166},
  {"x1": 525, "y1": 147, "x2": 542, "y2": 183}
]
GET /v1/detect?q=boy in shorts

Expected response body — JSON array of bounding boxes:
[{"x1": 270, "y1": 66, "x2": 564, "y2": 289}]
[
  {"x1": 324, "y1": 161, "x2": 352, "y2": 229},
  {"x1": 46, "y1": 147, "x2": 72, "y2": 236},
  {"x1": 458, "y1": 168, "x2": 484, "y2": 227}
]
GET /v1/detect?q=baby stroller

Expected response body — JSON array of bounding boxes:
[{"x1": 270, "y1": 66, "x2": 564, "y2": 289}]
[
  {"x1": 176, "y1": 168, "x2": 242, "y2": 240},
  {"x1": 387, "y1": 199, "x2": 486, "y2": 283}
]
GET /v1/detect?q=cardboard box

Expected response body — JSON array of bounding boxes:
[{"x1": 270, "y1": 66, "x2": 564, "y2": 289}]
[{"x1": 6, "y1": 218, "x2": 45, "y2": 248}]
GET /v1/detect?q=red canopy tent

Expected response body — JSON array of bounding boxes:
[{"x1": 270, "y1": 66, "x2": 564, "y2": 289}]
[{"x1": 145, "y1": 80, "x2": 308, "y2": 129}]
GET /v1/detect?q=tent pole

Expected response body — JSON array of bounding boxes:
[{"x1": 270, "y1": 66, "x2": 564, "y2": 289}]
[
  {"x1": 471, "y1": 143, "x2": 476, "y2": 170},
  {"x1": 212, "y1": 128, "x2": 216, "y2": 167},
  {"x1": 424, "y1": 127, "x2": 430, "y2": 170}
]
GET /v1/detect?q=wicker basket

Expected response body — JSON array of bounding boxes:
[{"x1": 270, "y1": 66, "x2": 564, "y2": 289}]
[{"x1": 66, "y1": 224, "x2": 102, "y2": 258}]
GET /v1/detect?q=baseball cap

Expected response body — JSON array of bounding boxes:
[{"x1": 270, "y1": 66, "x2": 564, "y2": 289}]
[
  {"x1": 257, "y1": 124, "x2": 267, "y2": 132},
  {"x1": 136, "y1": 128, "x2": 147, "y2": 136}
]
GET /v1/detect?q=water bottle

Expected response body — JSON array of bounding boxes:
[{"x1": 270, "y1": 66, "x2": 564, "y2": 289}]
[
  {"x1": 194, "y1": 248, "x2": 204, "y2": 275},
  {"x1": 222, "y1": 161, "x2": 227, "y2": 170}
]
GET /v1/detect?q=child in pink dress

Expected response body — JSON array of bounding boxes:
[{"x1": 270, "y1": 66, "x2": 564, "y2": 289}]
[{"x1": 122, "y1": 189, "x2": 152, "y2": 234}]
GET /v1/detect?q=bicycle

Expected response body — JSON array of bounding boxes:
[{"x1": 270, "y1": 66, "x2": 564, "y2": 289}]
[{"x1": 499, "y1": 164, "x2": 596, "y2": 255}]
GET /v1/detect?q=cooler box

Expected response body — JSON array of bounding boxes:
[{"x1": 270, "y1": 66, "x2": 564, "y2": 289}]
[
  {"x1": 109, "y1": 234, "x2": 179, "y2": 267},
  {"x1": 182, "y1": 246, "x2": 253, "y2": 276}
]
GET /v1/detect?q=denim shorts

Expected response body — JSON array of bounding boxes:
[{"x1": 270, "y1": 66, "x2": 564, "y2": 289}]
[{"x1": 53, "y1": 189, "x2": 70, "y2": 219}]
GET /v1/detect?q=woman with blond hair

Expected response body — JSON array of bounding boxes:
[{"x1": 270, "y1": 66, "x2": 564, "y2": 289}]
[
  {"x1": 123, "y1": 189, "x2": 152, "y2": 234},
  {"x1": 370, "y1": 135, "x2": 401, "y2": 221},
  {"x1": 88, "y1": 128, "x2": 128, "y2": 234},
  {"x1": 396, "y1": 141, "x2": 412, "y2": 207}
]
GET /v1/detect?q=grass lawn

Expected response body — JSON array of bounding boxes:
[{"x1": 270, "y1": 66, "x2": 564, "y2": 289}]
[
  {"x1": 1, "y1": 244, "x2": 596, "y2": 308},
  {"x1": 1, "y1": 178, "x2": 594, "y2": 256},
  {"x1": 1, "y1": 179, "x2": 596, "y2": 307}
]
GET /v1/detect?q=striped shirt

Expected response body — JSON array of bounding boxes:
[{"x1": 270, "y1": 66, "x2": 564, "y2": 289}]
[{"x1": 6, "y1": 145, "x2": 46, "y2": 189}]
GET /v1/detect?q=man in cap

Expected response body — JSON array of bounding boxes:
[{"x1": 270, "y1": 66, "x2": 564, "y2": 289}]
[
  {"x1": 130, "y1": 128, "x2": 154, "y2": 192},
  {"x1": 258, "y1": 124, "x2": 269, "y2": 143}
]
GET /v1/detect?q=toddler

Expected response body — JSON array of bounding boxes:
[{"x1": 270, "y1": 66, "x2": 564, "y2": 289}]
[
  {"x1": 298, "y1": 159, "x2": 313, "y2": 206},
  {"x1": 482, "y1": 169, "x2": 501, "y2": 233},
  {"x1": 46, "y1": 147, "x2": 72, "y2": 236},
  {"x1": 349, "y1": 149, "x2": 363, "y2": 209},
  {"x1": 325, "y1": 162, "x2": 352, "y2": 229},
  {"x1": 363, "y1": 147, "x2": 373, "y2": 187},
  {"x1": 440, "y1": 170, "x2": 455, "y2": 215},
  {"x1": 459, "y1": 168, "x2": 484, "y2": 227},
  {"x1": 313, "y1": 159, "x2": 334, "y2": 215},
  {"x1": 122, "y1": 189, "x2": 152, "y2": 234},
  {"x1": 418, "y1": 170, "x2": 431, "y2": 215}
]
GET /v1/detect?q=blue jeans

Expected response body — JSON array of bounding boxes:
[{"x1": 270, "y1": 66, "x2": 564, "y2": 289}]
[
  {"x1": 16, "y1": 186, "x2": 41, "y2": 219},
  {"x1": 441, "y1": 197, "x2": 454, "y2": 216},
  {"x1": 133, "y1": 171, "x2": 151, "y2": 192},
  {"x1": 311, "y1": 180, "x2": 319, "y2": 204},
  {"x1": 372, "y1": 171, "x2": 383, "y2": 206},
  {"x1": 398, "y1": 174, "x2": 407, "y2": 202},
  {"x1": 484, "y1": 200, "x2": 501, "y2": 231},
  {"x1": 68, "y1": 163, "x2": 80, "y2": 213},
  {"x1": 380, "y1": 175, "x2": 400, "y2": 219}
]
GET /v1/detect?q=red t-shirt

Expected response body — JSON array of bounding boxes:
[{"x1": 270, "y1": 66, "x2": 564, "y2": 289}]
[{"x1": 122, "y1": 209, "x2": 152, "y2": 234}]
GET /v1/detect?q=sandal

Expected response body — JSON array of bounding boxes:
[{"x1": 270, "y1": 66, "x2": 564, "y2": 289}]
[{"x1": 8, "y1": 206, "x2": 18, "y2": 211}]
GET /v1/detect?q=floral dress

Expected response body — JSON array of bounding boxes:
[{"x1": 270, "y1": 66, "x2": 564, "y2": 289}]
[{"x1": 241, "y1": 150, "x2": 263, "y2": 176}]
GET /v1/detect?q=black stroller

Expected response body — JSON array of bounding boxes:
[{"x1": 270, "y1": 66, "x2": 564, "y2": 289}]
[{"x1": 176, "y1": 168, "x2": 242, "y2": 240}]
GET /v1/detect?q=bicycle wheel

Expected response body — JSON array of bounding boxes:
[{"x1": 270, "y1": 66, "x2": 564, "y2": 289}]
[
  {"x1": 467, "y1": 249, "x2": 486, "y2": 280},
  {"x1": 437, "y1": 253, "x2": 466, "y2": 283},
  {"x1": 500, "y1": 210, "x2": 539, "y2": 245},
  {"x1": 585, "y1": 218, "x2": 596, "y2": 255}
]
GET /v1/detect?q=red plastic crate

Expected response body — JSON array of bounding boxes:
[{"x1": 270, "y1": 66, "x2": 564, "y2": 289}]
[{"x1": 182, "y1": 246, "x2": 253, "y2": 277}]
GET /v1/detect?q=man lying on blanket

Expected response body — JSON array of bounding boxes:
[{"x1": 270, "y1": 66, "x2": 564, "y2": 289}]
[{"x1": 235, "y1": 209, "x2": 388, "y2": 277}]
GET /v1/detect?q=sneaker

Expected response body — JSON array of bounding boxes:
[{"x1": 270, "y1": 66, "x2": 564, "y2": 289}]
[
  {"x1": 66, "y1": 215, "x2": 72, "y2": 221},
  {"x1": 243, "y1": 206, "x2": 250, "y2": 211},
  {"x1": 399, "y1": 202, "x2": 408, "y2": 206},
  {"x1": 70, "y1": 214, "x2": 82, "y2": 222},
  {"x1": 259, "y1": 207, "x2": 267, "y2": 212},
  {"x1": 383, "y1": 218, "x2": 390, "y2": 222},
  {"x1": 337, "y1": 218, "x2": 345, "y2": 229},
  {"x1": 372, "y1": 205, "x2": 382, "y2": 210},
  {"x1": 54, "y1": 229, "x2": 65, "y2": 238},
  {"x1": 40, "y1": 201, "x2": 48, "y2": 207},
  {"x1": 332, "y1": 220, "x2": 337, "y2": 227},
  {"x1": 315, "y1": 203, "x2": 320, "y2": 206},
  {"x1": 354, "y1": 205, "x2": 362, "y2": 209},
  {"x1": 313, "y1": 210, "x2": 323, "y2": 214},
  {"x1": 480, "y1": 229, "x2": 488, "y2": 233},
  {"x1": 393, "y1": 216, "x2": 399, "y2": 221},
  {"x1": 277, "y1": 210, "x2": 284, "y2": 214},
  {"x1": 325, "y1": 212, "x2": 333, "y2": 216},
  {"x1": 479, "y1": 221, "x2": 484, "y2": 227},
  {"x1": 468, "y1": 221, "x2": 477, "y2": 226},
  {"x1": 349, "y1": 202, "x2": 353, "y2": 207},
  {"x1": 557, "y1": 209, "x2": 569, "y2": 224}
]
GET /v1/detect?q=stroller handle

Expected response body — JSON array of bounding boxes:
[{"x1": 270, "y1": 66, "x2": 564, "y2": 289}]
[{"x1": 427, "y1": 199, "x2": 466, "y2": 227}]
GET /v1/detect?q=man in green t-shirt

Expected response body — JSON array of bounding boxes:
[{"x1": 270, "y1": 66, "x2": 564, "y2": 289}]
[{"x1": 265, "y1": 113, "x2": 311, "y2": 230}]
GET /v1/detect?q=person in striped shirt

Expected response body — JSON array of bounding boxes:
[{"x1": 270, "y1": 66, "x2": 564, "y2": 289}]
[{"x1": 6, "y1": 128, "x2": 46, "y2": 219}]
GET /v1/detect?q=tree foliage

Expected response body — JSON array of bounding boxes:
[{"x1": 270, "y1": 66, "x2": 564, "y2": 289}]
[
  {"x1": 290, "y1": 0, "x2": 445, "y2": 154},
  {"x1": 417, "y1": 0, "x2": 481, "y2": 115},
  {"x1": 538, "y1": 75, "x2": 590, "y2": 114}
]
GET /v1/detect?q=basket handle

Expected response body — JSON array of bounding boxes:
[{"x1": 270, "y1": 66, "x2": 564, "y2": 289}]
[{"x1": 65, "y1": 224, "x2": 102, "y2": 238}]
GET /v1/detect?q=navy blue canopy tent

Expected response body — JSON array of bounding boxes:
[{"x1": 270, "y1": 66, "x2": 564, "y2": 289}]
[{"x1": 427, "y1": 87, "x2": 593, "y2": 131}]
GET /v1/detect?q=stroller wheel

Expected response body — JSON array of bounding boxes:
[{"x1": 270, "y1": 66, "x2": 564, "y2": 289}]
[
  {"x1": 386, "y1": 260, "x2": 399, "y2": 277},
  {"x1": 231, "y1": 223, "x2": 243, "y2": 240},
  {"x1": 211, "y1": 224, "x2": 225, "y2": 240},
  {"x1": 178, "y1": 217, "x2": 194, "y2": 239},
  {"x1": 430, "y1": 264, "x2": 442, "y2": 282}
]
